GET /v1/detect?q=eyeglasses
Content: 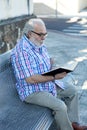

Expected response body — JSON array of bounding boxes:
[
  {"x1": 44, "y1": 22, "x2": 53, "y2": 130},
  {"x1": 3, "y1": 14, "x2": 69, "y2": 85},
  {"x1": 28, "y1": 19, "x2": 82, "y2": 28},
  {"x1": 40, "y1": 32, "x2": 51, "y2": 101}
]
[{"x1": 31, "y1": 31, "x2": 48, "y2": 37}]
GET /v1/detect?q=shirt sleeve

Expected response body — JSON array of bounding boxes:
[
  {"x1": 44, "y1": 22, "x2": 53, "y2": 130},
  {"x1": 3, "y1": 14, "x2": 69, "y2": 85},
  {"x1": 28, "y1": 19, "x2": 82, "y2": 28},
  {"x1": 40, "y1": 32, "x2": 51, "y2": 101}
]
[{"x1": 12, "y1": 50, "x2": 35, "y2": 80}]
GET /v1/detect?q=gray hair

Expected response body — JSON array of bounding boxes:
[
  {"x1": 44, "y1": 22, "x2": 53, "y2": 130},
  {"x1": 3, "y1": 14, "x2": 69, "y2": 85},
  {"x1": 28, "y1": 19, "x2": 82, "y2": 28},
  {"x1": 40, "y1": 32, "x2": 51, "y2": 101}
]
[{"x1": 22, "y1": 18, "x2": 45, "y2": 36}]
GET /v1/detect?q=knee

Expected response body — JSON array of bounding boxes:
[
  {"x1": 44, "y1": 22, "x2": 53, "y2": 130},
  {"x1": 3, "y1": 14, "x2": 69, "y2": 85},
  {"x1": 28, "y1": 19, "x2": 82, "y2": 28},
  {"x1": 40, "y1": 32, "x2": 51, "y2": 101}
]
[
  {"x1": 58, "y1": 101, "x2": 67, "y2": 112},
  {"x1": 64, "y1": 82, "x2": 78, "y2": 96},
  {"x1": 61, "y1": 102, "x2": 67, "y2": 111},
  {"x1": 69, "y1": 85, "x2": 79, "y2": 102},
  {"x1": 53, "y1": 101, "x2": 67, "y2": 116}
]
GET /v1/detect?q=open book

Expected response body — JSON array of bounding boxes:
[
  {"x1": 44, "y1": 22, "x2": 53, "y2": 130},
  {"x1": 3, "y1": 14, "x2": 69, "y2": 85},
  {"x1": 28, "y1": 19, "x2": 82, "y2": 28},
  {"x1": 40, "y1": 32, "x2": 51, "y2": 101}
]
[{"x1": 42, "y1": 61, "x2": 78, "y2": 76}]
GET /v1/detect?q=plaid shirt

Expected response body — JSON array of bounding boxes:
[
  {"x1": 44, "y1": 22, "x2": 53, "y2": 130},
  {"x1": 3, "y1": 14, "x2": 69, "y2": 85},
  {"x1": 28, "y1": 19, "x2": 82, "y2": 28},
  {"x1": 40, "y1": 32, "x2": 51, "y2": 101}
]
[{"x1": 11, "y1": 35, "x2": 57, "y2": 101}]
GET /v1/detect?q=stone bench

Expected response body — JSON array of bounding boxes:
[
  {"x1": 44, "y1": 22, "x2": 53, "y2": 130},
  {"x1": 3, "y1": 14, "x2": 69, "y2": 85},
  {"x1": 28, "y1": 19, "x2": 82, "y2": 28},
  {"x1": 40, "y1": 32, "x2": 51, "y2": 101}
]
[{"x1": 0, "y1": 50, "x2": 55, "y2": 130}]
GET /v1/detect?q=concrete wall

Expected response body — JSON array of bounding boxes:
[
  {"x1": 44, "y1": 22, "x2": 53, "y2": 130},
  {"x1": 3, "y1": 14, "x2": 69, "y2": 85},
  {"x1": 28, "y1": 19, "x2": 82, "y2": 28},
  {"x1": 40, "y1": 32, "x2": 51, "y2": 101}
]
[
  {"x1": 0, "y1": 0, "x2": 35, "y2": 54},
  {"x1": 0, "y1": 0, "x2": 33, "y2": 20},
  {"x1": 78, "y1": 0, "x2": 87, "y2": 11}
]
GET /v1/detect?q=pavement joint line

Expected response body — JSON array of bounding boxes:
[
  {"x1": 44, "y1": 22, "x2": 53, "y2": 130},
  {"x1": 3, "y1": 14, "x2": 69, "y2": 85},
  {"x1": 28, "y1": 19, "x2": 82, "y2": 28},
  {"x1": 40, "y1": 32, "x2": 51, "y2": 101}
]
[
  {"x1": 64, "y1": 33, "x2": 87, "y2": 36},
  {"x1": 63, "y1": 29, "x2": 81, "y2": 32},
  {"x1": 47, "y1": 29, "x2": 87, "y2": 40},
  {"x1": 67, "y1": 26, "x2": 87, "y2": 29}
]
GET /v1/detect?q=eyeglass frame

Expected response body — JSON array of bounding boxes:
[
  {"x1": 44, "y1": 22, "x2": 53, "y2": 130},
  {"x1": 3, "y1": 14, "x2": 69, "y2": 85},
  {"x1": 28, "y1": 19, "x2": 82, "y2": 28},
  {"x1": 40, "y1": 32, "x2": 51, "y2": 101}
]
[{"x1": 31, "y1": 31, "x2": 48, "y2": 37}]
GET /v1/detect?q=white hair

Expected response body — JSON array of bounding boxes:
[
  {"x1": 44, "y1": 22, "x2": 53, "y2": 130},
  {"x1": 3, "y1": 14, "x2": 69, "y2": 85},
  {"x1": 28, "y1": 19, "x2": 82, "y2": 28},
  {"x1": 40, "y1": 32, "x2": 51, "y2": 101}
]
[{"x1": 22, "y1": 18, "x2": 45, "y2": 36}]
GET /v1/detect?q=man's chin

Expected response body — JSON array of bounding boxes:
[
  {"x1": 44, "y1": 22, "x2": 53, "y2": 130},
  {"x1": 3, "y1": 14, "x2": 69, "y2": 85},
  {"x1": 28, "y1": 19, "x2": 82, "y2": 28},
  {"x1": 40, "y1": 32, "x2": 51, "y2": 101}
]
[
  {"x1": 37, "y1": 41, "x2": 43, "y2": 46},
  {"x1": 34, "y1": 41, "x2": 43, "y2": 47},
  {"x1": 40, "y1": 41, "x2": 43, "y2": 44}
]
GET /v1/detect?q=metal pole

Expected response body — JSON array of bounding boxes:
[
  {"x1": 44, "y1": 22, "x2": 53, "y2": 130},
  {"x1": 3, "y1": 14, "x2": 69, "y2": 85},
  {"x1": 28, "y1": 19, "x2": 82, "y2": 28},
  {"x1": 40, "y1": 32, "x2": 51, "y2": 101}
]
[
  {"x1": 27, "y1": 0, "x2": 29, "y2": 15},
  {"x1": 55, "y1": 0, "x2": 58, "y2": 18}
]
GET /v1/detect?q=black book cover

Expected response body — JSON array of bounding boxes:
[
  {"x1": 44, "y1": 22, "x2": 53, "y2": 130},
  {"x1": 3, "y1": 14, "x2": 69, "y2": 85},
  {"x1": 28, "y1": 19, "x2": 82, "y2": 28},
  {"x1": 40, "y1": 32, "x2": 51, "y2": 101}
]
[{"x1": 42, "y1": 67, "x2": 72, "y2": 76}]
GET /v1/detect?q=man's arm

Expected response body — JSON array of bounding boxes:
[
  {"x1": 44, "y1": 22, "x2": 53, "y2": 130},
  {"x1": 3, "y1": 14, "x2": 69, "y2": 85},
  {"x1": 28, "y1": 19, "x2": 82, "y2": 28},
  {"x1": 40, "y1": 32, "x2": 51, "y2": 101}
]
[
  {"x1": 25, "y1": 72, "x2": 67, "y2": 84},
  {"x1": 25, "y1": 74, "x2": 54, "y2": 83}
]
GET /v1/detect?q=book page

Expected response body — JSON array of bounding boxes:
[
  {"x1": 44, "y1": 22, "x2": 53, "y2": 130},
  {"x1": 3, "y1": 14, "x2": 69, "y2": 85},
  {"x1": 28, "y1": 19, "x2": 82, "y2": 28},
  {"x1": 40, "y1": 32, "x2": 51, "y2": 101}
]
[
  {"x1": 55, "y1": 80, "x2": 65, "y2": 90},
  {"x1": 62, "y1": 61, "x2": 78, "y2": 71}
]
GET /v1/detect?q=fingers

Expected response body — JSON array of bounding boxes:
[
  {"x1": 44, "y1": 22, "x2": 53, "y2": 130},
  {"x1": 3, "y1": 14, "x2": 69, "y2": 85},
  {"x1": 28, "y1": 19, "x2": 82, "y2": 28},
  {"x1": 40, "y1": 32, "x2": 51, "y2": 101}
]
[{"x1": 55, "y1": 72, "x2": 67, "y2": 79}]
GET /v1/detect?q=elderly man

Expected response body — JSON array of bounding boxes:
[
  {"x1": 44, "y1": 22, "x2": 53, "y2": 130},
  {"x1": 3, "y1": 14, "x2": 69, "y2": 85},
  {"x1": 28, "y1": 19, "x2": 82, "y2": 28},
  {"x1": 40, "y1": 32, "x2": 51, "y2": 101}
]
[{"x1": 11, "y1": 18, "x2": 87, "y2": 130}]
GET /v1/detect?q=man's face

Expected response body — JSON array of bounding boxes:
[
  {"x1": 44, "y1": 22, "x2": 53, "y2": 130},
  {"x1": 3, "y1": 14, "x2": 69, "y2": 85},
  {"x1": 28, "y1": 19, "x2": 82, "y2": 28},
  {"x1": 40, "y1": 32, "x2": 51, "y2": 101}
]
[{"x1": 29, "y1": 24, "x2": 47, "y2": 47}]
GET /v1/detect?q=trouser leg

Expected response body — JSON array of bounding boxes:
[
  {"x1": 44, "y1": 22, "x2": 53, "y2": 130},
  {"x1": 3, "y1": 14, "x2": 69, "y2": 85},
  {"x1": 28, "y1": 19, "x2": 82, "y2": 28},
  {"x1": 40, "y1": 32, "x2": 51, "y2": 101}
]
[
  {"x1": 57, "y1": 82, "x2": 79, "y2": 122},
  {"x1": 25, "y1": 92, "x2": 73, "y2": 130}
]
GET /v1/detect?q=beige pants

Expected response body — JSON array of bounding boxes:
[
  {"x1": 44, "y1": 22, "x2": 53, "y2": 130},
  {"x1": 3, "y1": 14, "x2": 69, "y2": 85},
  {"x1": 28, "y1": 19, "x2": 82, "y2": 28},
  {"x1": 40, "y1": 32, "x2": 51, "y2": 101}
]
[{"x1": 25, "y1": 83, "x2": 78, "y2": 130}]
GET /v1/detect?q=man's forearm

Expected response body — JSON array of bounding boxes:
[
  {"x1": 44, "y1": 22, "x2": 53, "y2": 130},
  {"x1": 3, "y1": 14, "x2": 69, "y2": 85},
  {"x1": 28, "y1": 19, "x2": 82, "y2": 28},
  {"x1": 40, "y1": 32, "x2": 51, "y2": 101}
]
[{"x1": 25, "y1": 74, "x2": 55, "y2": 84}]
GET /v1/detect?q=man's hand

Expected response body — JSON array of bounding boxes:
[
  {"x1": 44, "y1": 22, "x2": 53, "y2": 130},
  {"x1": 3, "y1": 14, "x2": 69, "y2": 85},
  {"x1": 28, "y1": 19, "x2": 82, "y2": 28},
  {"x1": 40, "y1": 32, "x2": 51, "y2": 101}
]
[{"x1": 55, "y1": 72, "x2": 67, "y2": 80}]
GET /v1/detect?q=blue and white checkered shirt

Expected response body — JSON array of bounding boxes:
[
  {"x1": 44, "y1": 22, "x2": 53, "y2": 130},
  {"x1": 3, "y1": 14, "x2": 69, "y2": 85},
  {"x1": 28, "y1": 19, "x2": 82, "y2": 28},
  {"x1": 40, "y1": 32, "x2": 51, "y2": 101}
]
[{"x1": 11, "y1": 35, "x2": 57, "y2": 101}]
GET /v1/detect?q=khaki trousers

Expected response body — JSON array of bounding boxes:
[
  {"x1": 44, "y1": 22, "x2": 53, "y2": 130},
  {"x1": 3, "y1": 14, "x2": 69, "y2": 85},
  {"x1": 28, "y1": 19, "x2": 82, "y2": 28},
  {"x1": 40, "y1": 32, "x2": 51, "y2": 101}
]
[{"x1": 25, "y1": 83, "x2": 79, "y2": 130}]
